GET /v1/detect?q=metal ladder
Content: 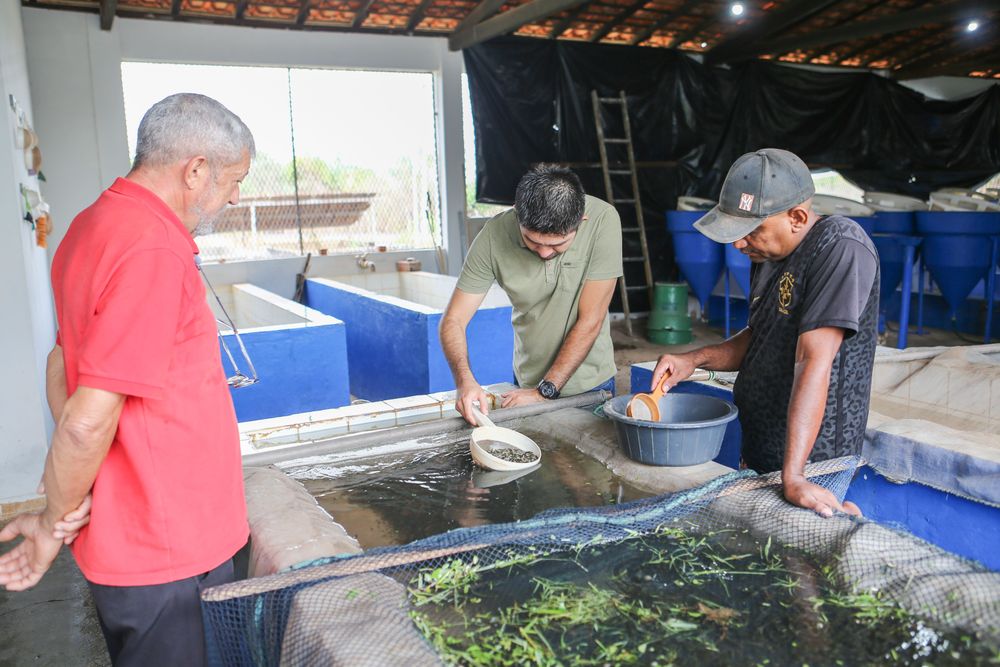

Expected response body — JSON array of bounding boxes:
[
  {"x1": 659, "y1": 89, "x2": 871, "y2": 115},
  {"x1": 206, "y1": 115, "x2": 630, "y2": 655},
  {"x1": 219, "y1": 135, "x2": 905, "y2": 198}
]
[{"x1": 590, "y1": 90, "x2": 654, "y2": 337}]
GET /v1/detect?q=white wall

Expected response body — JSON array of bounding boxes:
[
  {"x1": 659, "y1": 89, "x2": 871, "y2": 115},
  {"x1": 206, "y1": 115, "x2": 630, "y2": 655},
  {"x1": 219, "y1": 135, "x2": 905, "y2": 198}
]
[
  {"x1": 0, "y1": 3, "x2": 57, "y2": 503},
  {"x1": 15, "y1": 6, "x2": 471, "y2": 501},
  {"x1": 21, "y1": 8, "x2": 468, "y2": 274}
]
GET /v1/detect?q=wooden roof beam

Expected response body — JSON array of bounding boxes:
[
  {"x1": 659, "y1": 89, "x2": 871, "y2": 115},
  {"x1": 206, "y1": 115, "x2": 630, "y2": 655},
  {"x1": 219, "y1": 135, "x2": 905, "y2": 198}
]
[
  {"x1": 406, "y1": 0, "x2": 435, "y2": 32},
  {"x1": 727, "y1": 0, "x2": 1000, "y2": 62},
  {"x1": 100, "y1": 0, "x2": 117, "y2": 30},
  {"x1": 449, "y1": 0, "x2": 588, "y2": 50},
  {"x1": 296, "y1": 0, "x2": 311, "y2": 25},
  {"x1": 833, "y1": 0, "x2": 932, "y2": 64},
  {"x1": 589, "y1": 0, "x2": 648, "y2": 43},
  {"x1": 670, "y1": 12, "x2": 717, "y2": 49},
  {"x1": 629, "y1": 0, "x2": 699, "y2": 46},
  {"x1": 353, "y1": 0, "x2": 377, "y2": 28},
  {"x1": 796, "y1": 0, "x2": 885, "y2": 63},
  {"x1": 855, "y1": 27, "x2": 934, "y2": 67},
  {"x1": 896, "y1": 46, "x2": 1000, "y2": 79},
  {"x1": 549, "y1": 4, "x2": 588, "y2": 38},
  {"x1": 706, "y1": 0, "x2": 845, "y2": 65},
  {"x1": 894, "y1": 27, "x2": 996, "y2": 78},
  {"x1": 455, "y1": 0, "x2": 508, "y2": 33}
]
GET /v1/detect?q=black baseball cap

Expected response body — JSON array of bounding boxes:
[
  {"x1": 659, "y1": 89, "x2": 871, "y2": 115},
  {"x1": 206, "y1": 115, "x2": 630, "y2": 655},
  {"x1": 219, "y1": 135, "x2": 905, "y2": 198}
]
[{"x1": 694, "y1": 148, "x2": 815, "y2": 243}]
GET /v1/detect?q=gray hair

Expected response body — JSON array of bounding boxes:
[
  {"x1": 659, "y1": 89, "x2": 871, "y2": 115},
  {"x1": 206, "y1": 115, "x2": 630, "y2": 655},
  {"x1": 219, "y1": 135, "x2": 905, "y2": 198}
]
[
  {"x1": 514, "y1": 164, "x2": 586, "y2": 235},
  {"x1": 133, "y1": 93, "x2": 255, "y2": 171}
]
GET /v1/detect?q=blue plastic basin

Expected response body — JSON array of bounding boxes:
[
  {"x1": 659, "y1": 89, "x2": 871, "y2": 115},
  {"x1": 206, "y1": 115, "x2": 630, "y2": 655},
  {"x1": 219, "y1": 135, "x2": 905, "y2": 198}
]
[{"x1": 603, "y1": 393, "x2": 739, "y2": 467}]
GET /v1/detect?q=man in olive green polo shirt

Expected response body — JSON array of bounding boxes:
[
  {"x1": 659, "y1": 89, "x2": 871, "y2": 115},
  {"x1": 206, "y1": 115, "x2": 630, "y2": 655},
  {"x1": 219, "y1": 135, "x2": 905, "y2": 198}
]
[{"x1": 440, "y1": 164, "x2": 622, "y2": 424}]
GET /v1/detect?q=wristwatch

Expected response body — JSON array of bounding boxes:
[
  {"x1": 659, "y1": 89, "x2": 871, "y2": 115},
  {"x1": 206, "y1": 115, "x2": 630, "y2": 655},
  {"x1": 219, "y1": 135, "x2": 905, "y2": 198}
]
[{"x1": 537, "y1": 378, "x2": 560, "y2": 400}]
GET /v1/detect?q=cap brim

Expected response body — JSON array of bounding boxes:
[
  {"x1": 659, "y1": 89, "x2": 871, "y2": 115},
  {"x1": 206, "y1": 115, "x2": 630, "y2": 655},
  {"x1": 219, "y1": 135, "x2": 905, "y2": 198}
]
[{"x1": 693, "y1": 206, "x2": 764, "y2": 244}]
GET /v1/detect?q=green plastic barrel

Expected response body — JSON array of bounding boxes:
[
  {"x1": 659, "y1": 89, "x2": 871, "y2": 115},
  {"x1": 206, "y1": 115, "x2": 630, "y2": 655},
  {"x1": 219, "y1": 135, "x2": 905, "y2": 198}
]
[
  {"x1": 651, "y1": 282, "x2": 688, "y2": 314},
  {"x1": 648, "y1": 312, "x2": 691, "y2": 332},
  {"x1": 647, "y1": 328, "x2": 693, "y2": 345},
  {"x1": 648, "y1": 282, "x2": 692, "y2": 344}
]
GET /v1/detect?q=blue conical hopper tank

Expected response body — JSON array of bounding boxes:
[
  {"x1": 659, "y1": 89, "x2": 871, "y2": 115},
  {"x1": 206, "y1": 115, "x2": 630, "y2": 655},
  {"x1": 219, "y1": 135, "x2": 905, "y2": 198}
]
[
  {"x1": 724, "y1": 243, "x2": 751, "y2": 298},
  {"x1": 872, "y1": 235, "x2": 911, "y2": 303},
  {"x1": 915, "y1": 212, "x2": 1000, "y2": 317},
  {"x1": 666, "y1": 211, "x2": 723, "y2": 314},
  {"x1": 873, "y1": 211, "x2": 916, "y2": 235},
  {"x1": 871, "y1": 212, "x2": 916, "y2": 305},
  {"x1": 853, "y1": 216, "x2": 876, "y2": 237}
]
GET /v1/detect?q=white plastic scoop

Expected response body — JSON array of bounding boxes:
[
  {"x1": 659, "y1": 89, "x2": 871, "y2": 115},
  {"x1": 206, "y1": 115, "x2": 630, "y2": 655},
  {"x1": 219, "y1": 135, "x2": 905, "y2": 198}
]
[{"x1": 469, "y1": 406, "x2": 542, "y2": 472}]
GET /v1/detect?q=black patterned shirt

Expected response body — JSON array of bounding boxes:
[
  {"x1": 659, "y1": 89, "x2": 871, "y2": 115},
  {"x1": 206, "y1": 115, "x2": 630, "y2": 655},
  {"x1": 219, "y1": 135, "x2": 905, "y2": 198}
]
[{"x1": 732, "y1": 215, "x2": 879, "y2": 473}]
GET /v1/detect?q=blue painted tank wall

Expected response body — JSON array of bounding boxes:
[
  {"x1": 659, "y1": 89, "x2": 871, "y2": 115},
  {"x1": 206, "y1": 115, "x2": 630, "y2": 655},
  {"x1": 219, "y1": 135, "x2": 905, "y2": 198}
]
[
  {"x1": 304, "y1": 279, "x2": 514, "y2": 400},
  {"x1": 630, "y1": 363, "x2": 999, "y2": 570},
  {"x1": 846, "y1": 466, "x2": 1000, "y2": 572},
  {"x1": 221, "y1": 322, "x2": 350, "y2": 422},
  {"x1": 426, "y1": 309, "x2": 514, "y2": 394}
]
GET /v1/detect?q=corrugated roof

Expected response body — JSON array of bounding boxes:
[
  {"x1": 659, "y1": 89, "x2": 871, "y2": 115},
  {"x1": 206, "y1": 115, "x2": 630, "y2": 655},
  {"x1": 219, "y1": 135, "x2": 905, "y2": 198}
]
[{"x1": 22, "y1": 0, "x2": 1000, "y2": 78}]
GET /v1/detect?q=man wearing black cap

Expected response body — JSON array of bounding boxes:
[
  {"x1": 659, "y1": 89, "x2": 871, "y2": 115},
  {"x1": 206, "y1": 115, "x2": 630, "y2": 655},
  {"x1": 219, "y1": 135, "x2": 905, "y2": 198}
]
[{"x1": 652, "y1": 148, "x2": 878, "y2": 517}]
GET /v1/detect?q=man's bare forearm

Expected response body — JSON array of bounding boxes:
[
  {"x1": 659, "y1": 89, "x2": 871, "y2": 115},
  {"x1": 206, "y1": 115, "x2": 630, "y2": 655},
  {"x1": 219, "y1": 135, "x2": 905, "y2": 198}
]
[
  {"x1": 40, "y1": 390, "x2": 124, "y2": 531},
  {"x1": 782, "y1": 328, "x2": 844, "y2": 480},
  {"x1": 685, "y1": 328, "x2": 752, "y2": 371},
  {"x1": 45, "y1": 346, "x2": 67, "y2": 422},
  {"x1": 782, "y1": 356, "x2": 831, "y2": 480},
  {"x1": 440, "y1": 317, "x2": 476, "y2": 386},
  {"x1": 543, "y1": 316, "x2": 603, "y2": 389}
]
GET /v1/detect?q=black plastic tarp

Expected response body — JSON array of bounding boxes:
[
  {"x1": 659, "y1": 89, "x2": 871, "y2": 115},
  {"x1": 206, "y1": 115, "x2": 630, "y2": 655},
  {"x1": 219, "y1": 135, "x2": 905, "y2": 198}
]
[{"x1": 464, "y1": 37, "x2": 1000, "y2": 286}]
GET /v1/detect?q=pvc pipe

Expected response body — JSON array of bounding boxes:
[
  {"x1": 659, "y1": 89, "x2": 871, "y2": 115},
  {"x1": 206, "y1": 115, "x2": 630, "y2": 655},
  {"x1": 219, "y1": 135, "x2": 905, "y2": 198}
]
[
  {"x1": 874, "y1": 342, "x2": 1000, "y2": 363},
  {"x1": 896, "y1": 237, "x2": 920, "y2": 349},
  {"x1": 917, "y1": 257, "x2": 926, "y2": 335},
  {"x1": 724, "y1": 267, "x2": 732, "y2": 338},
  {"x1": 985, "y1": 236, "x2": 999, "y2": 344},
  {"x1": 242, "y1": 390, "x2": 613, "y2": 466}
]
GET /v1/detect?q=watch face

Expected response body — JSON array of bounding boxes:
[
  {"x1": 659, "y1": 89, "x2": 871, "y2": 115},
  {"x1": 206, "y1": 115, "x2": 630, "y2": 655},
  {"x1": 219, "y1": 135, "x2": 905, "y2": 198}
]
[{"x1": 538, "y1": 380, "x2": 558, "y2": 399}]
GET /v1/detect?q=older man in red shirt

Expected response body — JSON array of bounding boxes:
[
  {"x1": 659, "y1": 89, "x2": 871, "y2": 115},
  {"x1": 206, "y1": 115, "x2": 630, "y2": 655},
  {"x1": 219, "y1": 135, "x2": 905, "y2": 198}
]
[{"x1": 0, "y1": 93, "x2": 253, "y2": 666}]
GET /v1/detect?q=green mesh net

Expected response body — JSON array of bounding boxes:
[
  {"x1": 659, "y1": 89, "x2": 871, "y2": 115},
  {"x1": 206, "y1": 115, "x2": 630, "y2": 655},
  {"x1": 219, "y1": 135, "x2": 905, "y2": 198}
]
[{"x1": 202, "y1": 456, "x2": 1000, "y2": 665}]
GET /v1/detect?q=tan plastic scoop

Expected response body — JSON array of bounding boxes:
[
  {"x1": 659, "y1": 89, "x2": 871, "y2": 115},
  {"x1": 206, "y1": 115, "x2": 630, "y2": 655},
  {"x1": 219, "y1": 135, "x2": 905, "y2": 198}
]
[
  {"x1": 469, "y1": 406, "x2": 542, "y2": 472},
  {"x1": 627, "y1": 369, "x2": 718, "y2": 421},
  {"x1": 627, "y1": 373, "x2": 670, "y2": 421}
]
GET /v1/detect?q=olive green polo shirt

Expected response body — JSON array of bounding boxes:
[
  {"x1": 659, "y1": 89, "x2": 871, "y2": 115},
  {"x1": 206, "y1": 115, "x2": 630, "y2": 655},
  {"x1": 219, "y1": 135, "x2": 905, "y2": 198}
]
[{"x1": 457, "y1": 195, "x2": 622, "y2": 396}]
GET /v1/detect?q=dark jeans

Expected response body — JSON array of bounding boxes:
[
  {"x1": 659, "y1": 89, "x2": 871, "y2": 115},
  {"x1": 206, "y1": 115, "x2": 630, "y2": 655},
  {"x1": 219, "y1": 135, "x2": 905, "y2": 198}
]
[
  {"x1": 88, "y1": 557, "x2": 235, "y2": 667},
  {"x1": 590, "y1": 376, "x2": 616, "y2": 395}
]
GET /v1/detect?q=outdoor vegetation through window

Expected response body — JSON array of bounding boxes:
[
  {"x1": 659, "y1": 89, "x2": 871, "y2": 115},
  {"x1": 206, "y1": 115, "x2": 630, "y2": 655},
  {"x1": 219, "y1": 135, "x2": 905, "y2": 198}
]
[{"x1": 122, "y1": 62, "x2": 442, "y2": 262}]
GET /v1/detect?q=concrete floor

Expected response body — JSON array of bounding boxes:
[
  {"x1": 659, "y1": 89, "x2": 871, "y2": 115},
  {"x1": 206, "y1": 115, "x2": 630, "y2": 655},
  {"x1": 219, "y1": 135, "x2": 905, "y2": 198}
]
[
  {"x1": 0, "y1": 316, "x2": 977, "y2": 666},
  {"x1": 0, "y1": 545, "x2": 108, "y2": 667}
]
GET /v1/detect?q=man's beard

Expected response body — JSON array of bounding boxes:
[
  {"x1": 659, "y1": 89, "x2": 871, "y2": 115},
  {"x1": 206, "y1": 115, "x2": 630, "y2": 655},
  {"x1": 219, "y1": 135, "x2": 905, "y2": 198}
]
[
  {"x1": 192, "y1": 215, "x2": 217, "y2": 237},
  {"x1": 191, "y1": 187, "x2": 222, "y2": 237}
]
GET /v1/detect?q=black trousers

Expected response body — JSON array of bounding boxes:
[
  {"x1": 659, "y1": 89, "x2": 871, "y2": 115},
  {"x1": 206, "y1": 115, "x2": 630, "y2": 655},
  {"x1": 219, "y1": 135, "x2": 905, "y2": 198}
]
[{"x1": 88, "y1": 558, "x2": 235, "y2": 667}]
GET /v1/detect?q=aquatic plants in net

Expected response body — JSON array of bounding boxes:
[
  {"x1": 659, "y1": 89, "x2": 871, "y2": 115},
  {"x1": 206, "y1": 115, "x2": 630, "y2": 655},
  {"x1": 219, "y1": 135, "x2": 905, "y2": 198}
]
[{"x1": 201, "y1": 457, "x2": 1000, "y2": 666}]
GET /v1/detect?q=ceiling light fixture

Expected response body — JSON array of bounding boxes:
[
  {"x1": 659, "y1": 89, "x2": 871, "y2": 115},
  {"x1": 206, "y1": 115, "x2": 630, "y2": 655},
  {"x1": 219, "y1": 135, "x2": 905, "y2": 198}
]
[
  {"x1": 966, "y1": 20, "x2": 980, "y2": 32},
  {"x1": 731, "y1": 3, "x2": 745, "y2": 17}
]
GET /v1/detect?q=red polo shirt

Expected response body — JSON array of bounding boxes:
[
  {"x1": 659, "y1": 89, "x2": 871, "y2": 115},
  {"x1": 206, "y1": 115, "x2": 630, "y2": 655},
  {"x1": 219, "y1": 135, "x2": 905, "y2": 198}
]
[{"x1": 51, "y1": 178, "x2": 248, "y2": 586}]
